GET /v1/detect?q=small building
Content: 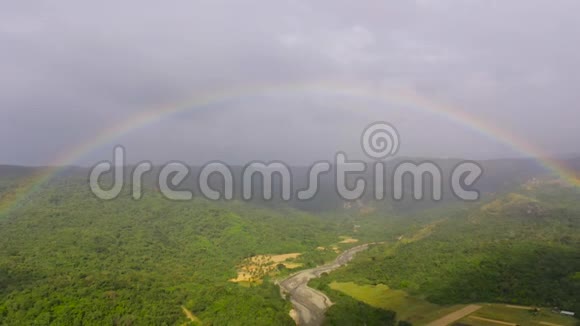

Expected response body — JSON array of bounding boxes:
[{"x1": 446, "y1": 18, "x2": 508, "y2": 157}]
[{"x1": 560, "y1": 310, "x2": 575, "y2": 317}]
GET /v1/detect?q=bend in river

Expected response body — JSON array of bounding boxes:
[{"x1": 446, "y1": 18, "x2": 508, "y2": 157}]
[{"x1": 279, "y1": 244, "x2": 370, "y2": 326}]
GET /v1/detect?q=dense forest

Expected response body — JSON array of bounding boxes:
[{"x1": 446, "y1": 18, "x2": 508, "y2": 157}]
[
  {"x1": 1, "y1": 170, "x2": 579, "y2": 325},
  {"x1": 0, "y1": 177, "x2": 353, "y2": 325},
  {"x1": 322, "y1": 184, "x2": 580, "y2": 314}
]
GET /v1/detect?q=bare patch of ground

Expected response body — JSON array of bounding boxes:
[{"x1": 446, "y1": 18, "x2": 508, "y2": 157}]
[
  {"x1": 338, "y1": 236, "x2": 359, "y2": 244},
  {"x1": 401, "y1": 219, "x2": 446, "y2": 244},
  {"x1": 358, "y1": 206, "x2": 376, "y2": 216},
  {"x1": 289, "y1": 309, "x2": 299, "y2": 324},
  {"x1": 230, "y1": 253, "x2": 302, "y2": 283}
]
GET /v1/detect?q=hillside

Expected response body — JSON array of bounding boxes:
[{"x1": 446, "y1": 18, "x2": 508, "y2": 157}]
[
  {"x1": 0, "y1": 178, "x2": 354, "y2": 325},
  {"x1": 315, "y1": 183, "x2": 580, "y2": 322},
  {"x1": 1, "y1": 169, "x2": 579, "y2": 325}
]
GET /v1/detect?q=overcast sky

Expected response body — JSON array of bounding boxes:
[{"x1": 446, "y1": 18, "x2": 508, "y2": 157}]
[{"x1": 1, "y1": 0, "x2": 579, "y2": 166}]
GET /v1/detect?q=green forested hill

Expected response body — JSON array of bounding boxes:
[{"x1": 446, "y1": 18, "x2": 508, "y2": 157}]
[
  {"x1": 0, "y1": 179, "x2": 350, "y2": 325},
  {"x1": 324, "y1": 184, "x2": 580, "y2": 314},
  {"x1": 1, "y1": 173, "x2": 579, "y2": 325}
]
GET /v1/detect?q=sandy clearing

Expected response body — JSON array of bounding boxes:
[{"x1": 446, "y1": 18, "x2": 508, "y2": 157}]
[
  {"x1": 254, "y1": 253, "x2": 301, "y2": 263},
  {"x1": 538, "y1": 322, "x2": 564, "y2": 326},
  {"x1": 283, "y1": 262, "x2": 303, "y2": 269},
  {"x1": 338, "y1": 236, "x2": 359, "y2": 244},
  {"x1": 426, "y1": 304, "x2": 482, "y2": 326},
  {"x1": 289, "y1": 309, "x2": 300, "y2": 324},
  {"x1": 230, "y1": 253, "x2": 302, "y2": 283}
]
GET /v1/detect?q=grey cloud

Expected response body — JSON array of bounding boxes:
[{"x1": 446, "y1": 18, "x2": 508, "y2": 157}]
[{"x1": 0, "y1": 0, "x2": 579, "y2": 165}]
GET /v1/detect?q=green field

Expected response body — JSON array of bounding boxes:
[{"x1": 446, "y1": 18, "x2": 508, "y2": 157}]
[
  {"x1": 329, "y1": 282, "x2": 579, "y2": 326},
  {"x1": 460, "y1": 304, "x2": 578, "y2": 326},
  {"x1": 329, "y1": 282, "x2": 463, "y2": 324}
]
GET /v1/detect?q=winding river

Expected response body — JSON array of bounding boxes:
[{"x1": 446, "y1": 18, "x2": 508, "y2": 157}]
[{"x1": 279, "y1": 244, "x2": 371, "y2": 326}]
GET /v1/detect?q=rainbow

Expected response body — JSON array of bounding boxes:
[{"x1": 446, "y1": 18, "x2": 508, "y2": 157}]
[{"x1": 1, "y1": 80, "x2": 578, "y2": 216}]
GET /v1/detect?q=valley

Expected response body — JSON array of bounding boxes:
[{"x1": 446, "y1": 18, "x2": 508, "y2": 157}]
[
  {"x1": 279, "y1": 244, "x2": 370, "y2": 326},
  {"x1": 0, "y1": 169, "x2": 578, "y2": 325}
]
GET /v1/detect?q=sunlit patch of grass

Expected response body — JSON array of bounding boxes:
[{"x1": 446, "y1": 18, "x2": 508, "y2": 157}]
[
  {"x1": 459, "y1": 304, "x2": 578, "y2": 326},
  {"x1": 481, "y1": 193, "x2": 538, "y2": 214},
  {"x1": 329, "y1": 282, "x2": 463, "y2": 324}
]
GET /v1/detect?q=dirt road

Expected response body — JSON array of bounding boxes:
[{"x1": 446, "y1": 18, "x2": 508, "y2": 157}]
[
  {"x1": 279, "y1": 244, "x2": 370, "y2": 326},
  {"x1": 426, "y1": 304, "x2": 482, "y2": 326}
]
